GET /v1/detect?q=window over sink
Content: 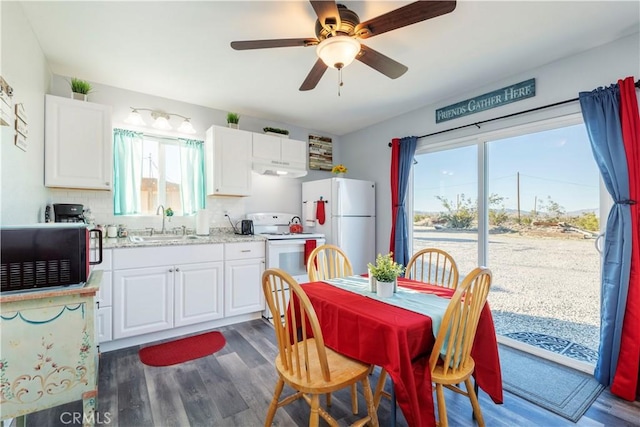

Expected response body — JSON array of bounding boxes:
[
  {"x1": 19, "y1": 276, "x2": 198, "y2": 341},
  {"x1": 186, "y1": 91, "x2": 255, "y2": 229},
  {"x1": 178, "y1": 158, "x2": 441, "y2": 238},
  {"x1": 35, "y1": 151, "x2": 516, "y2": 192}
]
[{"x1": 113, "y1": 128, "x2": 205, "y2": 216}]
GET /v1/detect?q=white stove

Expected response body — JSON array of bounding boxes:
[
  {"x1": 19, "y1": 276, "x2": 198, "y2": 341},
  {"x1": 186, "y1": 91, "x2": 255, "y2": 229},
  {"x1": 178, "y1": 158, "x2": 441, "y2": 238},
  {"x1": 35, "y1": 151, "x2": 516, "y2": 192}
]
[
  {"x1": 247, "y1": 213, "x2": 325, "y2": 322},
  {"x1": 247, "y1": 213, "x2": 325, "y2": 240}
]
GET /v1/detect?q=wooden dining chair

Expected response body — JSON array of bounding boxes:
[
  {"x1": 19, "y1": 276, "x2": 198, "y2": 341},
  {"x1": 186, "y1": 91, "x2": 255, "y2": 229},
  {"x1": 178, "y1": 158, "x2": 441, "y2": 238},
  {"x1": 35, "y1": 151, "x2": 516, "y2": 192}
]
[
  {"x1": 305, "y1": 244, "x2": 359, "y2": 411},
  {"x1": 262, "y1": 268, "x2": 379, "y2": 427},
  {"x1": 374, "y1": 267, "x2": 492, "y2": 427},
  {"x1": 405, "y1": 248, "x2": 459, "y2": 289},
  {"x1": 306, "y1": 244, "x2": 353, "y2": 282}
]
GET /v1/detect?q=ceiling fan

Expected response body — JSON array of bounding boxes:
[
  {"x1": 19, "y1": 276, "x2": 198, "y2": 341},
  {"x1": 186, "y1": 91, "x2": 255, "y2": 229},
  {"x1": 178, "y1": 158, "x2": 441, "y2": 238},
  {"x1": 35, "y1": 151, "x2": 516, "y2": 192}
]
[{"x1": 230, "y1": 1, "x2": 457, "y2": 91}]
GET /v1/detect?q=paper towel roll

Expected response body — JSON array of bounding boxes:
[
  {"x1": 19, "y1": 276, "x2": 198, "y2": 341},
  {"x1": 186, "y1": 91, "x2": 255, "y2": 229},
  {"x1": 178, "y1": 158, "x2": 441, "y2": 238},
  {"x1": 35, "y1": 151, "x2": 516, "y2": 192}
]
[
  {"x1": 304, "y1": 202, "x2": 316, "y2": 227},
  {"x1": 196, "y1": 209, "x2": 209, "y2": 235}
]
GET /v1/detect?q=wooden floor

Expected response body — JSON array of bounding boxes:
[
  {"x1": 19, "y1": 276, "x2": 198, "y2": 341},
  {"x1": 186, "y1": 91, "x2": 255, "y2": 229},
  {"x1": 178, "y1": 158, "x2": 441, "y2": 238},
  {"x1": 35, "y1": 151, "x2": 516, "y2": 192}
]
[{"x1": 22, "y1": 319, "x2": 640, "y2": 426}]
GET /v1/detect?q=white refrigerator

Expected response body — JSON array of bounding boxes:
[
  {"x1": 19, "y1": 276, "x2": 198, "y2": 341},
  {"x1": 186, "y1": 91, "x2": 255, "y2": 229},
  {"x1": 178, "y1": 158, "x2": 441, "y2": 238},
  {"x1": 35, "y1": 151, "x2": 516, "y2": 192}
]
[{"x1": 302, "y1": 178, "x2": 376, "y2": 275}]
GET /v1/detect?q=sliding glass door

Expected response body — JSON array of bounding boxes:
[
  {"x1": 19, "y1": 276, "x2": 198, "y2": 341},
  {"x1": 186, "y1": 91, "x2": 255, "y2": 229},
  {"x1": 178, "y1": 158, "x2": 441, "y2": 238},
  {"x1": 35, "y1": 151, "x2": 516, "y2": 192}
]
[
  {"x1": 413, "y1": 145, "x2": 478, "y2": 276},
  {"x1": 413, "y1": 116, "x2": 603, "y2": 366},
  {"x1": 485, "y1": 123, "x2": 601, "y2": 365}
]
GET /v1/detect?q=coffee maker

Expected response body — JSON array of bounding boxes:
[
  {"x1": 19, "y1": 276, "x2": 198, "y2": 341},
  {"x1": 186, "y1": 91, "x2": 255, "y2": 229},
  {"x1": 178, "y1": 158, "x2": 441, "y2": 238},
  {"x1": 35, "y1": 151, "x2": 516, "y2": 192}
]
[{"x1": 53, "y1": 204, "x2": 85, "y2": 223}]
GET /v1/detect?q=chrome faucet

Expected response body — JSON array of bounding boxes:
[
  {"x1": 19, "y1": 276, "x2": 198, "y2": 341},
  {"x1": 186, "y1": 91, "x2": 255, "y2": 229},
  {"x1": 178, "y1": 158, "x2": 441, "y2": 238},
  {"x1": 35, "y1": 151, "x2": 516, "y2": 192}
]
[{"x1": 156, "y1": 205, "x2": 166, "y2": 234}]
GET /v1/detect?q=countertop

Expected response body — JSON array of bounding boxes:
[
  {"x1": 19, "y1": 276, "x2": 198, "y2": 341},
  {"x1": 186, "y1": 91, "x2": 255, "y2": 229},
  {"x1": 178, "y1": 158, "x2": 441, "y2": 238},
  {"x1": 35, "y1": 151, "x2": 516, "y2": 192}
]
[{"x1": 101, "y1": 230, "x2": 266, "y2": 249}]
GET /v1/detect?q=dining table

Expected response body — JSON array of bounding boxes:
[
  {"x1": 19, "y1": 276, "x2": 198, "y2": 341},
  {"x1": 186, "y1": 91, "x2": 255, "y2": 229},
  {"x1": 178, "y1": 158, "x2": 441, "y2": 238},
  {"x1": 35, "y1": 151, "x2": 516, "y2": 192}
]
[{"x1": 298, "y1": 276, "x2": 504, "y2": 427}]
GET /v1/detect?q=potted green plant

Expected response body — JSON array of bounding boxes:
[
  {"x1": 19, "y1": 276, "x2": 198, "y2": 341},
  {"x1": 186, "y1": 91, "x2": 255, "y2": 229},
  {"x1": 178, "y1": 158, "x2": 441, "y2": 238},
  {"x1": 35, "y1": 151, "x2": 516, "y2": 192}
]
[
  {"x1": 263, "y1": 126, "x2": 290, "y2": 137},
  {"x1": 368, "y1": 252, "x2": 405, "y2": 297},
  {"x1": 227, "y1": 112, "x2": 240, "y2": 129},
  {"x1": 70, "y1": 77, "x2": 92, "y2": 101}
]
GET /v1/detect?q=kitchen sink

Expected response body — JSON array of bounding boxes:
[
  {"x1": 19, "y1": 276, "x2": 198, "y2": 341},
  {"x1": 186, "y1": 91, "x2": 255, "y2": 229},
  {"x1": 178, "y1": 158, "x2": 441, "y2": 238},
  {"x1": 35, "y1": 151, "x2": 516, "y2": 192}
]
[{"x1": 128, "y1": 235, "x2": 204, "y2": 243}]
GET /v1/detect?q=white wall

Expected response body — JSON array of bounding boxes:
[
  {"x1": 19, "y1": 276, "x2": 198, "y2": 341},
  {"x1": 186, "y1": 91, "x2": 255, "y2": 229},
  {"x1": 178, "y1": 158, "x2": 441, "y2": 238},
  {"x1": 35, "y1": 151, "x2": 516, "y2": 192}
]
[
  {"x1": 0, "y1": 2, "x2": 51, "y2": 225},
  {"x1": 0, "y1": 1, "x2": 339, "y2": 229},
  {"x1": 340, "y1": 32, "x2": 640, "y2": 256}
]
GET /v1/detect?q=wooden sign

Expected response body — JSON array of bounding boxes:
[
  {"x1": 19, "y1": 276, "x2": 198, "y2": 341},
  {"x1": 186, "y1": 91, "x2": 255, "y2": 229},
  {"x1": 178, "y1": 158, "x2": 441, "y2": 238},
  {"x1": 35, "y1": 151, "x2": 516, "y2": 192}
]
[
  {"x1": 308, "y1": 134, "x2": 333, "y2": 171},
  {"x1": 436, "y1": 78, "x2": 536, "y2": 123}
]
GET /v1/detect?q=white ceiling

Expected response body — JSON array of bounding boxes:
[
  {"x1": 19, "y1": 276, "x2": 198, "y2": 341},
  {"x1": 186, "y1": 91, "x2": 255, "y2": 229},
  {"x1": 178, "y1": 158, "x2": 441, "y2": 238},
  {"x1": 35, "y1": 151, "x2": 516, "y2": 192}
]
[{"x1": 19, "y1": 1, "x2": 640, "y2": 136}]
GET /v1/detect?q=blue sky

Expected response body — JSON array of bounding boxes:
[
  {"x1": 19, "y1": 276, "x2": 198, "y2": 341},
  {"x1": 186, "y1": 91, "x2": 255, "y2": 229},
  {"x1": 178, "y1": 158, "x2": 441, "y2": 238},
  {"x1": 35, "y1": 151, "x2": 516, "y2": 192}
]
[{"x1": 413, "y1": 124, "x2": 600, "y2": 214}]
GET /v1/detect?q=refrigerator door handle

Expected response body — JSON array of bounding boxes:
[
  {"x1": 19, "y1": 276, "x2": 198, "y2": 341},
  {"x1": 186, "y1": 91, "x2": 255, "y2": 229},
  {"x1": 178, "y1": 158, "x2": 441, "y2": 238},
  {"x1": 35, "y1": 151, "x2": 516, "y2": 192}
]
[{"x1": 336, "y1": 180, "x2": 341, "y2": 217}]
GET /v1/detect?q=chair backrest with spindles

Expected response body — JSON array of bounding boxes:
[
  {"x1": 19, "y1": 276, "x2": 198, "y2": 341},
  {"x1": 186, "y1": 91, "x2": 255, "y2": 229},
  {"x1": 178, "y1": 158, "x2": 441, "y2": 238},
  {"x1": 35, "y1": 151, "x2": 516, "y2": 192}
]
[
  {"x1": 406, "y1": 248, "x2": 459, "y2": 289},
  {"x1": 306, "y1": 244, "x2": 353, "y2": 282},
  {"x1": 262, "y1": 268, "x2": 331, "y2": 383},
  {"x1": 429, "y1": 267, "x2": 492, "y2": 376}
]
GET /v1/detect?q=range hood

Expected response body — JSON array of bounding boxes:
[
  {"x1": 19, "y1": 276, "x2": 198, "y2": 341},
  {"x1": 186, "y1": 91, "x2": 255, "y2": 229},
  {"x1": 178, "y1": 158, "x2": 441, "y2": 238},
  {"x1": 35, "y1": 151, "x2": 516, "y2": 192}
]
[{"x1": 252, "y1": 162, "x2": 308, "y2": 178}]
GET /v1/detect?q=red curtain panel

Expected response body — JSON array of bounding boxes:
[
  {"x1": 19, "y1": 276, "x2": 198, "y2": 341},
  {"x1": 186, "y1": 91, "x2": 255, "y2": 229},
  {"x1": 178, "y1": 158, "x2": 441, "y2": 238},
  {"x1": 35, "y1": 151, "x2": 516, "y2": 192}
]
[
  {"x1": 389, "y1": 138, "x2": 400, "y2": 255},
  {"x1": 611, "y1": 76, "x2": 640, "y2": 401}
]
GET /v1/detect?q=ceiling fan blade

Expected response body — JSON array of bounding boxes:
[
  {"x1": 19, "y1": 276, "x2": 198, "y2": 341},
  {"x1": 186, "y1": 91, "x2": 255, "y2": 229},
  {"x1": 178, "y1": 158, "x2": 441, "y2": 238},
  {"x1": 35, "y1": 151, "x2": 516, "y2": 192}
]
[
  {"x1": 231, "y1": 38, "x2": 318, "y2": 50},
  {"x1": 310, "y1": 0, "x2": 341, "y2": 32},
  {"x1": 355, "y1": 1, "x2": 457, "y2": 39},
  {"x1": 299, "y1": 58, "x2": 329, "y2": 91},
  {"x1": 356, "y1": 44, "x2": 408, "y2": 79}
]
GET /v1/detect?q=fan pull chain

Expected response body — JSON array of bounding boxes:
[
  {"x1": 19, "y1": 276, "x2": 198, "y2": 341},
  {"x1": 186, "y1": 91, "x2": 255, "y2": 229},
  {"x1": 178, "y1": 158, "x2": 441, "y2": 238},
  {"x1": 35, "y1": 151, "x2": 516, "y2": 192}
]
[{"x1": 338, "y1": 68, "x2": 344, "y2": 97}]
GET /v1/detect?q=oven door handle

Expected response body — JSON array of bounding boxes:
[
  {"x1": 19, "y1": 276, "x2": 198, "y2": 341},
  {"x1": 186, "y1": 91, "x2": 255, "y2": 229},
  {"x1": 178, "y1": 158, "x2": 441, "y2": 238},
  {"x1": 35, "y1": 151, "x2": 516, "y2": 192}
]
[{"x1": 267, "y1": 240, "x2": 308, "y2": 246}]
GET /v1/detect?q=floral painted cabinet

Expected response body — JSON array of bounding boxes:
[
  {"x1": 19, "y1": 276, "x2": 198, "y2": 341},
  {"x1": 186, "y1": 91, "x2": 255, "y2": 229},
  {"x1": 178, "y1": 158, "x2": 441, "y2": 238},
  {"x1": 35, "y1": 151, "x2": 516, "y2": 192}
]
[{"x1": 0, "y1": 272, "x2": 101, "y2": 426}]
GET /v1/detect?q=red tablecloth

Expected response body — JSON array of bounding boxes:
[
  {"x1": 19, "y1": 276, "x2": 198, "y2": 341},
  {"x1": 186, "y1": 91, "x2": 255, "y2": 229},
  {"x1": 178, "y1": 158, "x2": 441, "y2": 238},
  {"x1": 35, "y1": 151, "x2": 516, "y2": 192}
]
[{"x1": 300, "y1": 278, "x2": 503, "y2": 427}]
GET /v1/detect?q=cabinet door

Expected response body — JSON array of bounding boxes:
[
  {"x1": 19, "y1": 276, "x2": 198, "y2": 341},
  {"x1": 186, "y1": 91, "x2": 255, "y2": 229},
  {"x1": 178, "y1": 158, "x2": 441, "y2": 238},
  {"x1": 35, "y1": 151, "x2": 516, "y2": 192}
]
[
  {"x1": 45, "y1": 95, "x2": 112, "y2": 190},
  {"x1": 113, "y1": 266, "x2": 173, "y2": 339},
  {"x1": 280, "y1": 138, "x2": 307, "y2": 168},
  {"x1": 252, "y1": 133, "x2": 281, "y2": 163},
  {"x1": 95, "y1": 270, "x2": 112, "y2": 308},
  {"x1": 174, "y1": 261, "x2": 224, "y2": 327},
  {"x1": 224, "y1": 258, "x2": 265, "y2": 316},
  {"x1": 206, "y1": 125, "x2": 252, "y2": 196}
]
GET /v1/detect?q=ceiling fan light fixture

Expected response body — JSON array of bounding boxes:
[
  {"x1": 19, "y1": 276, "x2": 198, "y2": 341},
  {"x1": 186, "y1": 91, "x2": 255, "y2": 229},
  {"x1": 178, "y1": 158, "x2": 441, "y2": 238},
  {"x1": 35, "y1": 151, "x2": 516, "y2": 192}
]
[{"x1": 316, "y1": 36, "x2": 361, "y2": 69}]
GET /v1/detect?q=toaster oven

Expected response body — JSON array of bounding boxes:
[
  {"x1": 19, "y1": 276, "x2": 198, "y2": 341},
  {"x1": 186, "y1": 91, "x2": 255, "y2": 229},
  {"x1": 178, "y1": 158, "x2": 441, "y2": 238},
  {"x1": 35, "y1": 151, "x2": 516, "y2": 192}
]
[{"x1": 0, "y1": 224, "x2": 102, "y2": 293}]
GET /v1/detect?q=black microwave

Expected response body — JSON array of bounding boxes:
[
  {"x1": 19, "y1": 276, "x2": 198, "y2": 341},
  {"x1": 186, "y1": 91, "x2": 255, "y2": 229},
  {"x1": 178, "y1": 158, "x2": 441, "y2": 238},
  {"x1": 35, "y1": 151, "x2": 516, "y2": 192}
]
[{"x1": 0, "y1": 224, "x2": 102, "y2": 293}]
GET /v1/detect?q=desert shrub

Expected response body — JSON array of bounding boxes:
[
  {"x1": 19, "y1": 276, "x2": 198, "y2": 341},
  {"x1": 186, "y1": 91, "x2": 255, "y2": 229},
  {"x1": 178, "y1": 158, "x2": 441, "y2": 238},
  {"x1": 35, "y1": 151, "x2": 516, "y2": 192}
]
[
  {"x1": 436, "y1": 194, "x2": 476, "y2": 229},
  {"x1": 489, "y1": 209, "x2": 510, "y2": 226},
  {"x1": 520, "y1": 215, "x2": 534, "y2": 225},
  {"x1": 538, "y1": 196, "x2": 565, "y2": 221},
  {"x1": 572, "y1": 212, "x2": 599, "y2": 231},
  {"x1": 488, "y1": 193, "x2": 509, "y2": 226},
  {"x1": 414, "y1": 213, "x2": 428, "y2": 223}
]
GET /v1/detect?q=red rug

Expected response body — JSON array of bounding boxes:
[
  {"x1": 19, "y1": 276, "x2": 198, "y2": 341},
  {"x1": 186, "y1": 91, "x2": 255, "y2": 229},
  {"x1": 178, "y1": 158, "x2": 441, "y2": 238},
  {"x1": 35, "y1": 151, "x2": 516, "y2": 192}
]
[{"x1": 139, "y1": 331, "x2": 226, "y2": 367}]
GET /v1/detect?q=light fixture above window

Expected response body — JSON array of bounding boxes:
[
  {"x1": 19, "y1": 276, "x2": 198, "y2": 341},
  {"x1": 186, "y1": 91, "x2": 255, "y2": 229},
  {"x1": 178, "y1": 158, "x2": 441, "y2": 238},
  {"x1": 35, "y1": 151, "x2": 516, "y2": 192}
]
[
  {"x1": 316, "y1": 35, "x2": 361, "y2": 70},
  {"x1": 124, "y1": 107, "x2": 196, "y2": 134}
]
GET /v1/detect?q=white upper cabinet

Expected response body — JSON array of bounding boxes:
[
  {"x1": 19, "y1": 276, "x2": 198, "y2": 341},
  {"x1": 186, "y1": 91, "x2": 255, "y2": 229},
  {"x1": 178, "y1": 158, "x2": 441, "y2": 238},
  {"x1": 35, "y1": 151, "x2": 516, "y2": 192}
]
[
  {"x1": 253, "y1": 133, "x2": 306, "y2": 169},
  {"x1": 45, "y1": 95, "x2": 112, "y2": 190},
  {"x1": 205, "y1": 125, "x2": 252, "y2": 196}
]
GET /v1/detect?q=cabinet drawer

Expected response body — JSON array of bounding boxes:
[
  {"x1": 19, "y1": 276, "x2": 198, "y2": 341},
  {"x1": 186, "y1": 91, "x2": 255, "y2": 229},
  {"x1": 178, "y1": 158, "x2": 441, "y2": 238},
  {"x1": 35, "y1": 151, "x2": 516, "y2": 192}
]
[
  {"x1": 225, "y1": 242, "x2": 265, "y2": 260},
  {"x1": 113, "y1": 244, "x2": 223, "y2": 269}
]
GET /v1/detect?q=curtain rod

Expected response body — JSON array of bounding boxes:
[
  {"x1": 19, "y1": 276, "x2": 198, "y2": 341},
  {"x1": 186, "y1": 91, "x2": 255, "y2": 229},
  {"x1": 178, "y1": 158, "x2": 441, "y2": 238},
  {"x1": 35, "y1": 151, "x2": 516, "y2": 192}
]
[{"x1": 389, "y1": 79, "x2": 640, "y2": 146}]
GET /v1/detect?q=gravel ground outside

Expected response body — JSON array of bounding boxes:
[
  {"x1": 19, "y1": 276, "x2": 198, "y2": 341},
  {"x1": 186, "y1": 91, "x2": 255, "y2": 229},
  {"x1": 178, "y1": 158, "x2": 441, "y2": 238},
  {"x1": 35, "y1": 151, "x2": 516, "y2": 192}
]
[{"x1": 412, "y1": 226, "x2": 601, "y2": 354}]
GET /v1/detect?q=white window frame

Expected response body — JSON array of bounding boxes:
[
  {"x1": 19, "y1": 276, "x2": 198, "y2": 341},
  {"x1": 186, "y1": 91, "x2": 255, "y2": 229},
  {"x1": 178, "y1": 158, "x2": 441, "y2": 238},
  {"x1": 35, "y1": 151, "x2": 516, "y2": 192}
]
[{"x1": 411, "y1": 112, "x2": 611, "y2": 267}]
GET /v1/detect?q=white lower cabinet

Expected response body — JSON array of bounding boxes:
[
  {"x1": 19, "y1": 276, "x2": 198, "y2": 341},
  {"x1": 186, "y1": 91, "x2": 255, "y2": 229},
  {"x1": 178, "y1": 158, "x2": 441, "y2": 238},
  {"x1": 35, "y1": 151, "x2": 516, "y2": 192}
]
[
  {"x1": 112, "y1": 244, "x2": 224, "y2": 340},
  {"x1": 174, "y1": 262, "x2": 224, "y2": 327},
  {"x1": 224, "y1": 242, "x2": 265, "y2": 316},
  {"x1": 113, "y1": 266, "x2": 173, "y2": 339}
]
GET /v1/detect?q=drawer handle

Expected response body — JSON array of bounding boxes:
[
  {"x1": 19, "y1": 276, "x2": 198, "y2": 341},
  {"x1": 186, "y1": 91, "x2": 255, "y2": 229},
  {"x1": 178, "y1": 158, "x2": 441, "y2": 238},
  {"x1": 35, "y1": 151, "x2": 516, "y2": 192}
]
[{"x1": 241, "y1": 249, "x2": 251, "y2": 253}]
